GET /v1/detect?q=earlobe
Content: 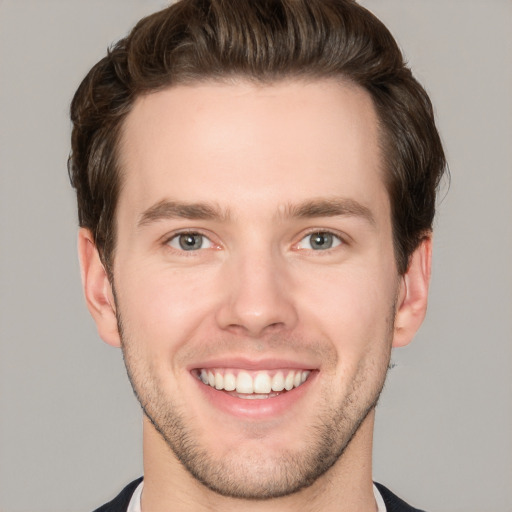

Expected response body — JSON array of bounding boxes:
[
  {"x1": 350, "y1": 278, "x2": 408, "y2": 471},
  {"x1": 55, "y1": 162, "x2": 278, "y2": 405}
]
[
  {"x1": 392, "y1": 236, "x2": 432, "y2": 348},
  {"x1": 78, "y1": 228, "x2": 121, "y2": 348}
]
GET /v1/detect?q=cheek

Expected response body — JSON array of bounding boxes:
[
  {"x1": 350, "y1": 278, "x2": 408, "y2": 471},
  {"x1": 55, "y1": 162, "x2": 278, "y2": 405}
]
[
  {"x1": 297, "y1": 264, "x2": 397, "y2": 351},
  {"x1": 115, "y1": 265, "x2": 219, "y2": 352}
]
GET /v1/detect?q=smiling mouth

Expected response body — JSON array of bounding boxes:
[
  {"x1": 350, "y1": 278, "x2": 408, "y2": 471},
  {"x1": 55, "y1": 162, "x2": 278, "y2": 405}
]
[{"x1": 195, "y1": 368, "x2": 312, "y2": 399}]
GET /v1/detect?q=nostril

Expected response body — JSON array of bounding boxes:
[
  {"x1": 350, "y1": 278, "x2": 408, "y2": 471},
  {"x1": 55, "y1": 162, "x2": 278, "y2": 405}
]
[{"x1": 267, "y1": 322, "x2": 285, "y2": 331}]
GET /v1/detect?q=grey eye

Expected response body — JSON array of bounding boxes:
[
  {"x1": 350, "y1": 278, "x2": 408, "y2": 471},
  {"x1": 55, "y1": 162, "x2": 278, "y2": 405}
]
[
  {"x1": 298, "y1": 232, "x2": 342, "y2": 250},
  {"x1": 168, "y1": 233, "x2": 212, "y2": 251}
]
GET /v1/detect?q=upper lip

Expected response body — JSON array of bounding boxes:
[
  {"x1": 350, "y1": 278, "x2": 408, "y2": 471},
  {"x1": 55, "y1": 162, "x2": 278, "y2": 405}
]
[{"x1": 188, "y1": 356, "x2": 318, "y2": 372}]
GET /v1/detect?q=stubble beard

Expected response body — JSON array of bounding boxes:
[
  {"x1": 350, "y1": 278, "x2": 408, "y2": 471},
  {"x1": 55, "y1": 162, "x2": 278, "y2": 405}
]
[{"x1": 117, "y1": 313, "x2": 393, "y2": 501}]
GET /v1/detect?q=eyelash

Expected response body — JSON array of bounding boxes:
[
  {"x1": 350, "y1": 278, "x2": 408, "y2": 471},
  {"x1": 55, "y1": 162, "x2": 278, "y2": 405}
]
[
  {"x1": 294, "y1": 229, "x2": 346, "y2": 252},
  {"x1": 164, "y1": 230, "x2": 218, "y2": 254},
  {"x1": 163, "y1": 229, "x2": 347, "y2": 254}
]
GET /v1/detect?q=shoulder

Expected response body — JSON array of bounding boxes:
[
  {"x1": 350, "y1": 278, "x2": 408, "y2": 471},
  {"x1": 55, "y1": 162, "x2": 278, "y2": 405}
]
[
  {"x1": 374, "y1": 482, "x2": 427, "y2": 512},
  {"x1": 92, "y1": 477, "x2": 143, "y2": 512}
]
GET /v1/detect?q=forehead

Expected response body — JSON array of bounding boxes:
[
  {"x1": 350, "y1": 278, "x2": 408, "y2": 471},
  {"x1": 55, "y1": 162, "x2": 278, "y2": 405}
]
[{"x1": 117, "y1": 79, "x2": 387, "y2": 222}]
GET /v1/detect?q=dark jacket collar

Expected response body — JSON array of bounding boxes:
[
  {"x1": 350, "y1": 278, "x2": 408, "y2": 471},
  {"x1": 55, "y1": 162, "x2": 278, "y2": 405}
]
[{"x1": 93, "y1": 478, "x2": 426, "y2": 512}]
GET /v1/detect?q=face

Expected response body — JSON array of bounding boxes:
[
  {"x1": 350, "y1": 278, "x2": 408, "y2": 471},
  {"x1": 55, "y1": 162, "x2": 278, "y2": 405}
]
[{"x1": 94, "y1": 79, "x2": 414, "y2": 499}]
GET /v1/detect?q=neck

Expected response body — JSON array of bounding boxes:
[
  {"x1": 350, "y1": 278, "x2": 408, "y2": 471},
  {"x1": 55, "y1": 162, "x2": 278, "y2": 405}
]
[{"x1": 141, "y1": 412, "x2": 377, "y2": 512}]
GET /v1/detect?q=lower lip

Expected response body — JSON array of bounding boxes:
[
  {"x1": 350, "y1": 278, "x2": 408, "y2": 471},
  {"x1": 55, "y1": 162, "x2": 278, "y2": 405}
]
[{"x1": 192, "y1": 372, "x2": 317, "y2": 419}]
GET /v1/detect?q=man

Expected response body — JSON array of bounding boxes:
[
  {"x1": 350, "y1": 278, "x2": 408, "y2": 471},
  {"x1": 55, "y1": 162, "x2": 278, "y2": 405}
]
[{"x1": 68, "y1": 0, "x2": 445, "y2": 510}]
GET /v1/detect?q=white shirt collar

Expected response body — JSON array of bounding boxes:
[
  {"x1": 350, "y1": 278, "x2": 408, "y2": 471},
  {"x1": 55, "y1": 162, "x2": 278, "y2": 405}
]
[
  {"x1": 374, "y1": 483, "x2": 387, "y2": 512},
  {"x1": 126, "y1": 480, "x2": 143, "y2": 512}
]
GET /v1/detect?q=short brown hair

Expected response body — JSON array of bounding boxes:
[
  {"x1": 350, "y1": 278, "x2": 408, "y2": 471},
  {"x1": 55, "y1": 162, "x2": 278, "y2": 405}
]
[{"x1": 69, "y1": 0, "x2": 446, "y2": 275}]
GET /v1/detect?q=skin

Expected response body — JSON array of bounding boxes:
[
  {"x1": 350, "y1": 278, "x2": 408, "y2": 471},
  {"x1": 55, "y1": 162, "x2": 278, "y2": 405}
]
[{"x1": 79, "y1": 79, "x2": 431, "y2": 512}]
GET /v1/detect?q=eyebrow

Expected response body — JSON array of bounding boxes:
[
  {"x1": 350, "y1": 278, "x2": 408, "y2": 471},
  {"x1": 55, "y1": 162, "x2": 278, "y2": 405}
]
[
  {"x1": 281, "y1": 197, "x2": 376, "y2": 225},
  {"x1": 138, "y1": 199, "x2": 229, "y2": 227},
  {"x1": 137, "y1": 196, "x2": 376, "y2": 228}
]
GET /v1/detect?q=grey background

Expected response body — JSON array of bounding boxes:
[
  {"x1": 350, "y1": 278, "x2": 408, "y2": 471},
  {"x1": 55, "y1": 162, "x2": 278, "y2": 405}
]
[{"x1": 0, "y1": 1, "x2": 511, "y2": 511}]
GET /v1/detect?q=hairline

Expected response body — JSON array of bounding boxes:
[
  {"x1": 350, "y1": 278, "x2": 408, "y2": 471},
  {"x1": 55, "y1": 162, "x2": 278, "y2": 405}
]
[{"x1": 103, "y1": 74, "x2": 401, "y2": 276}]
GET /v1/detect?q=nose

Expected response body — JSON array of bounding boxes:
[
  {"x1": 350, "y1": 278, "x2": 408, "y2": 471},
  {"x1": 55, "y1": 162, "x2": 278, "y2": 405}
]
[{"x1": 215, "y1": 249, "x2": 299, "y2": 337}]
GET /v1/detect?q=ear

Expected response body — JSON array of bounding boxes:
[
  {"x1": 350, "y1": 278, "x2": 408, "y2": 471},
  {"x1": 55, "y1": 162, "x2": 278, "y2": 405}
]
[
  {"x1": 392, "y1": 236, "x2": 432, "y2": 348},
  {"x1": 78, "y1": 228, "x2": 121, "y2": 347}
]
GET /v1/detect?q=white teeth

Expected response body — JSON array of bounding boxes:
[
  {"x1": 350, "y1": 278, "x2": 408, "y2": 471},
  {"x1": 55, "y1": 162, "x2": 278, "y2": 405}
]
[
  {"x1": 198, "y1": 368, "x2": 311, "y2": 394},
  {"x1": 236, "y1": 371, "x2": 254, "y2": 394},
  {"x1": 271, "y1": 371, "x2": 285, "y2": 392},
  {"x1": 284, "y1": 371, "x2": 294, "y2": 391},
  {"x1": 237, "y1": 393, "x2": 278, "y2": 400},
  {"x1": 223, "y1": 372, "x2": 236, "y2": 391},
  {"x1": 214, "y1": 372, "x2": 224, "y2": 390},
  {"x1": 253, "y1": 372, "x2": 272, "y2": 394}
]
